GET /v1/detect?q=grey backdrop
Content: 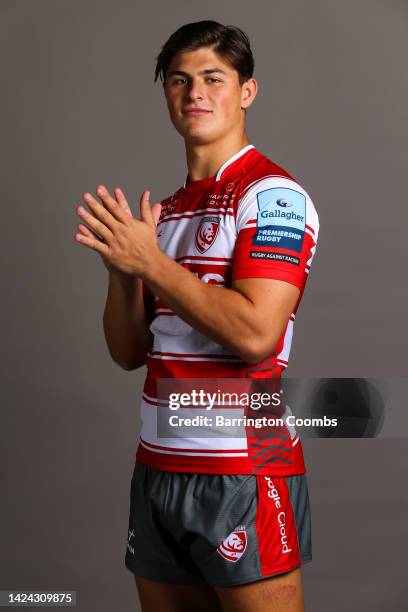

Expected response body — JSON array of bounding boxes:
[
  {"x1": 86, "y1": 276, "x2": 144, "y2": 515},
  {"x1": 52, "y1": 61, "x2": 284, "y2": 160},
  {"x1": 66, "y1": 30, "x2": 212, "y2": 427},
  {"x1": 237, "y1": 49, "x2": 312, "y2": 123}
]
[{"x1": 1, "y1": 1, "x2": 407, "y2": 610}]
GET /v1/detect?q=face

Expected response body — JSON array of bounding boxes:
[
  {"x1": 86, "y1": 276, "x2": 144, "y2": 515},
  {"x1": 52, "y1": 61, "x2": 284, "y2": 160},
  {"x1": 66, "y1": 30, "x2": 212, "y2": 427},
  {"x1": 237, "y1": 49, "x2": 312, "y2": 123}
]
[{"x1": 162, "y1": 46, "x2": 257, "y2": 145}]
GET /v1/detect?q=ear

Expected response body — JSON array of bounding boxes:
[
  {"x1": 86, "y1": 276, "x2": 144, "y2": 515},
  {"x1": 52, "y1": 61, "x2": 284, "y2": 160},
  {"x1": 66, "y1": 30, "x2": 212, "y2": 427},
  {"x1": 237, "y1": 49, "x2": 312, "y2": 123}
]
[{"x1": 241, "y1": 78, "x2": 258, "y2": 110}]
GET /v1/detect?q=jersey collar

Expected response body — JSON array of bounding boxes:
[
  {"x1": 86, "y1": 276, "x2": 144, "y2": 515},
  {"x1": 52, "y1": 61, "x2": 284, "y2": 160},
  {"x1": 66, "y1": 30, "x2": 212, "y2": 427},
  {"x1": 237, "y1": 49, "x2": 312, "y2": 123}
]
[{"x1": 182, "y1": 144, "x2": 255, "y2": 189}]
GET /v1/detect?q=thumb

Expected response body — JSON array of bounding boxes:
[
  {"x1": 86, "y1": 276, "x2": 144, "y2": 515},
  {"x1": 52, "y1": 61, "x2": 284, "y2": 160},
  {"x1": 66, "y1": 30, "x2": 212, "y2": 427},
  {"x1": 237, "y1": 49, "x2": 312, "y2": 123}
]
[
  {"x1": 139, "y1": 190, "x2": 155, "y2": 227},
  {"x1": 151, "y1": 202, "x2": 162, "y2": 227}
]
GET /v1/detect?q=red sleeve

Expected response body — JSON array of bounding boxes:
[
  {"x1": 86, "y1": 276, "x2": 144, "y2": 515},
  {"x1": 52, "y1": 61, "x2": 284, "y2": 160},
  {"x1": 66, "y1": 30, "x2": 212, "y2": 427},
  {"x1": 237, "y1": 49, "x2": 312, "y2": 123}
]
[
  {"x1": 232, "y1": 227, "x2": 317, "y2": 290},
  {"x1": 232, "y1": 180, "x2": 319, "y2": 290}
]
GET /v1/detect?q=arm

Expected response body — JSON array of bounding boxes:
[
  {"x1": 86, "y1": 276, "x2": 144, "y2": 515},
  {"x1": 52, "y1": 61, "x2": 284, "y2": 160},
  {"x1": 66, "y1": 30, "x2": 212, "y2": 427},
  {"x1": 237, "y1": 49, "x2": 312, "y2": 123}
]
[
  {"x1": 135, "y1": 176, "x2": 317, "y2": 363},
  {"x1": 75, "y1": 186, "x2": 160, "y2": 370},
  {"x1": 141, "y1": 252, "x2": 300, "y2": 364},
  {"x1": 102, "y1": 271, "x2": 153, "y2": 370},
  {"x1": 75, "y1": 185, "x2": 306, "y2": 365}
]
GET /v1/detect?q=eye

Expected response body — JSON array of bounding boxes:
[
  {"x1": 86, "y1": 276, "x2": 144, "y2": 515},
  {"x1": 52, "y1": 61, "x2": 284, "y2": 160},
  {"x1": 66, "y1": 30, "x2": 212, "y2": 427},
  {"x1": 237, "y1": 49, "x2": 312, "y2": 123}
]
[{"x1": 171, "y1": 77, "x2": 222, "y2": 84}]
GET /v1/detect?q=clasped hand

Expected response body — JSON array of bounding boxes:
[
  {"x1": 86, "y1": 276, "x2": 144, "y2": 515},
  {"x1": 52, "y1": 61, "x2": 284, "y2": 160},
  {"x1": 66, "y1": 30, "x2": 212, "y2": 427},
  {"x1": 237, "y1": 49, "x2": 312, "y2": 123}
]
[{"x1": 75, "y1": 185, "x2": 162, "y2": 277}]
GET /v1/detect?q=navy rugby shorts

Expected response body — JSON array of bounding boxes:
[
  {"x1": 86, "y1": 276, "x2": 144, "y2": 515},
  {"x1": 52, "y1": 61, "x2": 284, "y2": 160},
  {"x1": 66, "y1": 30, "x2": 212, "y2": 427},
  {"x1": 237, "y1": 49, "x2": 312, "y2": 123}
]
[{"x1": 125, "y1": 462, "x2": 312, "y2": 587}]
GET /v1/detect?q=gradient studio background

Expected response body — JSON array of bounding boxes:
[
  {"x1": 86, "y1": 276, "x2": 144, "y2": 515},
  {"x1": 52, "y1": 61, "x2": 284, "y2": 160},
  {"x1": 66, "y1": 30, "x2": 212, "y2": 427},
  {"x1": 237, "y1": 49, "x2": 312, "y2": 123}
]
[{"x1": 1, "y1": 1, "x2": 407, "y2": 610}]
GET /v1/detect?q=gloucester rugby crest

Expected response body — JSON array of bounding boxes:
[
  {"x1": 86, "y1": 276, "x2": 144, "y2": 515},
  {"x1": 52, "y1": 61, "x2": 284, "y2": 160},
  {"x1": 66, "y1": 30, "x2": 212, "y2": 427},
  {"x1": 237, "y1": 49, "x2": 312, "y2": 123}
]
[
  {"x1": 195, "y1": 216, "x2": 220, "y2": 253},
  {"x1": 217, "y1": 526, "x2": 247, "y2": 562}
]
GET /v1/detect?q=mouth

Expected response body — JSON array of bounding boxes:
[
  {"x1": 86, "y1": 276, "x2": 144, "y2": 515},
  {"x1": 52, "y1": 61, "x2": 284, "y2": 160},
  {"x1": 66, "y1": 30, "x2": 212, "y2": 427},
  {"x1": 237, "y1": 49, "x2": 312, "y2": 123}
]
[{"x1": 183, "y1": 109, "x2": 212, "y2": 116}]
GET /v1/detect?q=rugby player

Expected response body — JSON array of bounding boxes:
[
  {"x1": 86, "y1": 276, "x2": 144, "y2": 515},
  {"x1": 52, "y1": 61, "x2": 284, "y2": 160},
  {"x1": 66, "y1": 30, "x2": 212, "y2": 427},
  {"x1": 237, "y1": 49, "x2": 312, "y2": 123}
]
[{"x1": 75, "y1": 20, "x2": 319, "y2": 612}]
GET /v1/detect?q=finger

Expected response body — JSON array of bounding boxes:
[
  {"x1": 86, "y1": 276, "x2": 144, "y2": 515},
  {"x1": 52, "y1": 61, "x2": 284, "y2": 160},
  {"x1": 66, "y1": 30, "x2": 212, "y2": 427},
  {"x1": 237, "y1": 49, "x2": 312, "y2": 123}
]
[
  {"x1": 151, "y1": 202, "x2": 162, "y2": 227},
  {"x1": 139, "y1": 190, "x2": 155, "y2": 228},
  {"x1": 82, "y1": 191, "x2": 120, "y2": 233},
  {"x1": 96, "y1": 185, "x2": 131, "y2": 223},
  {"x1": 76, "y1": 204, "x2": 113, "y2": 242},
  {"x1": 114, "y1": 187, "x2": 133, "y2": 218},
  {"x1": 77, "y1": 222, "x2": 104, "y2": 242},
  {"x1": 74, "y1": 231, "x2": 110, "y2": 257}
]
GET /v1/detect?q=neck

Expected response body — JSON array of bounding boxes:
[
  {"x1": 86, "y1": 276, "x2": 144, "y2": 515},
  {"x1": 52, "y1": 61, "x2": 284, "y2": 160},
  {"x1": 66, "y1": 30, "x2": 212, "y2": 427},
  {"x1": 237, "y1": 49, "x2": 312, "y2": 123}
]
[{"x1": 184, "y1": 132, "x2": 250, "y2": 182}]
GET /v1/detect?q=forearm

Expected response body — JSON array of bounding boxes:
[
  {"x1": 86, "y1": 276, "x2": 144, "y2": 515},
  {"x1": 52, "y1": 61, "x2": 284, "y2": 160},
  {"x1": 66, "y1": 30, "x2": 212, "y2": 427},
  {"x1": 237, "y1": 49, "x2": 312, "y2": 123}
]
[
  {"x1": 103, "y1": 271, "x2": 152, "y2": 369},
  {"x1": 142, "y1": 252, "x2": 266, "y2": 363}
]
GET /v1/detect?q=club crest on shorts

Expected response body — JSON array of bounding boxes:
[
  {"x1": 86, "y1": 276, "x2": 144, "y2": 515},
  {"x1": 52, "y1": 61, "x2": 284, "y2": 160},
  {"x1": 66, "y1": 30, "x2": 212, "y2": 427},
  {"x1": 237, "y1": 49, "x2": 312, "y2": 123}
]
[
  {"x1": 195, "y1": 216, "x2": 220, "y2": 253},
  {"x1": 217, "y1": 526, "x2": 247, "y2": 562}
]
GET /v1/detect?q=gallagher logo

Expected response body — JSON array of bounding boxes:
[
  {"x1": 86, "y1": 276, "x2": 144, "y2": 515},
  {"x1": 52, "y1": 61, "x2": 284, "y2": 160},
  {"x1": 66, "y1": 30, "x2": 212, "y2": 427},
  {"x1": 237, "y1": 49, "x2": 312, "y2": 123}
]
[
  {"x1": 195, "y1": 216, "x2": 220, "y2": 253},
  {"x1": 217, "y1": 526, "x2": 247, "y2": 562},
  {"x1": 276, "y1": 198, "x2": 292, "y2": 208}
]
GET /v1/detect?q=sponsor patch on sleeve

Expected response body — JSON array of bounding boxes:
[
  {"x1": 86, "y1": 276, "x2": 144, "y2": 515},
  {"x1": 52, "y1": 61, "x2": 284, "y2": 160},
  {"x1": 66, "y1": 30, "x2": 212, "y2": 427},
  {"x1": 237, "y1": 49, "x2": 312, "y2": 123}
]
[{"x1": 252, "y1": 188, "x2": 306, "y2": 252}]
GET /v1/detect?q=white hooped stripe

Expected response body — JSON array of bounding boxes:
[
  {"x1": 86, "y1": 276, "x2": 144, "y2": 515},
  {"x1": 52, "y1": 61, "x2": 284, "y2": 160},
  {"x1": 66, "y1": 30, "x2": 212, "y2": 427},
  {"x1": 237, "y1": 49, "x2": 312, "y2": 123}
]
[
  {"x1": 140, "y1": 439, "x2": 248, "y2": 457},
  {"x1": 177, "y1": 258, "x2": 232, "y2": 266},
  {"x1": 147, "y1": 353, "x2": 243, "y2": 363},
  {"x1": 142, "y1": 393, "x2": 169, "y2": 405},
  {"x1": 159, "y1": 206, "x2": 235, "y2": 224},
  {"x1": 154, "y1": 309, "x2": 174, "y2": 314}
]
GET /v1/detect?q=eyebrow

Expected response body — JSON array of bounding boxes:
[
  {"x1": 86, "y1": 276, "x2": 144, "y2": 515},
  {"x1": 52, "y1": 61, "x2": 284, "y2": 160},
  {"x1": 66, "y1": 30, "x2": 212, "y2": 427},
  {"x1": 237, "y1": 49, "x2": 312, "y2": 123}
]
[{"x1": 166, "y1": 68, "x2": 228, "y2": 78}]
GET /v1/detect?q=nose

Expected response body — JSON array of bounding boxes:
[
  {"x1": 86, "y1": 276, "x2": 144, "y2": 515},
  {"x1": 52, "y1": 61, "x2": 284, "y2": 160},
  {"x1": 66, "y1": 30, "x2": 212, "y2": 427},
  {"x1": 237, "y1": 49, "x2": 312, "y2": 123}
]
[{"x1": 184, "y1": 78, "x2": 205, "y2": 102}]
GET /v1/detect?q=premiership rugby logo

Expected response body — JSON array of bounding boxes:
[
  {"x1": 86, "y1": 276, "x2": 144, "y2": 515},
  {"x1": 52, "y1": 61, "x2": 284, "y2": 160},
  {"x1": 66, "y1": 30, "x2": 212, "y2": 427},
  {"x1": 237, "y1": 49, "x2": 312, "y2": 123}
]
[
  {"x1": 195, "y1": 216, "x2": 220, "y2": 253},
  {"x1": 217, "y1": 526, "x2": 247, "y2": 562}
]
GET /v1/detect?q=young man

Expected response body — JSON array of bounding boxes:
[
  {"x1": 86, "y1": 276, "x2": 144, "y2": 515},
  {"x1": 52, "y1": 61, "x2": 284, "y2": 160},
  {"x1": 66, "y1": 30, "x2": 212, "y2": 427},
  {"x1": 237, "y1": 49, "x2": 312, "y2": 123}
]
[{"x1": 75, "y1": 20, "x2": 319, "y2": 612}]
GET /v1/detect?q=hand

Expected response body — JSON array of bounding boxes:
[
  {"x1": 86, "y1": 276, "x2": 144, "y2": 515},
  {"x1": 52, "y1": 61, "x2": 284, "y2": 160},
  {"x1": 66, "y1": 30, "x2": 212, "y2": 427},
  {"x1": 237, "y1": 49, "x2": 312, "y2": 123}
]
[{"x1": 75, "y1": 185, "x2": 162, "y2": 277}]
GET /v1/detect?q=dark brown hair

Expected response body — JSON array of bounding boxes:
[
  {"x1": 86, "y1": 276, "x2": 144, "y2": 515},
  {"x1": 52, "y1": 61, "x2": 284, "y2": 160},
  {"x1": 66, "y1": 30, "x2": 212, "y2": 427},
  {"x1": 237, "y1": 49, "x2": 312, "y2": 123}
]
[{"x1": 154, "y1": 20, "x2": 255, "y2": 85}]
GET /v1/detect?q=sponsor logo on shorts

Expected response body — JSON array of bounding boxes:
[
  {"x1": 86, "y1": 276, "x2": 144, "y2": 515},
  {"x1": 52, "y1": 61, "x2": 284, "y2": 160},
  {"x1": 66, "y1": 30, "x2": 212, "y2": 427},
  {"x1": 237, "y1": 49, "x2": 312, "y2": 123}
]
[
  {"x1": 127, "y1": 529, "x2": 135, "y2": 555},
  {"x1": 264, "y1": 477, "x2": 292, "y2": 555},
  {"x1": 217, "y1": 525, "x2": 247, "y2": 562}
]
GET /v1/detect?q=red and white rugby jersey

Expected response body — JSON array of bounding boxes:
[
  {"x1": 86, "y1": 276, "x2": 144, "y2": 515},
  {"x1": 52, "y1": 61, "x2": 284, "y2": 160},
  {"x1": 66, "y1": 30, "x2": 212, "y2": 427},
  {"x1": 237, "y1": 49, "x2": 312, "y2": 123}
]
[{"x1": 136, "y1": 144, "x2": 319, "y2": 475}]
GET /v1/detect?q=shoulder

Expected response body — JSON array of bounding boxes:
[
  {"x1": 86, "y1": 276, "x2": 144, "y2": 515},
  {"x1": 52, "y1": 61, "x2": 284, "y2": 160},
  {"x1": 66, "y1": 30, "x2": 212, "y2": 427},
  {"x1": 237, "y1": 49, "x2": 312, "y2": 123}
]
[{"x1": 237, "y1": 151, "x2": 319, "y2": 236}]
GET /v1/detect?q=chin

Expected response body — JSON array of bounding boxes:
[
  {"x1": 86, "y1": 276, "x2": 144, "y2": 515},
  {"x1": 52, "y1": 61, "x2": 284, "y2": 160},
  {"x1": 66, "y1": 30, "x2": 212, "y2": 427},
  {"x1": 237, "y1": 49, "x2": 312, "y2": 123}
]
[{"x1": 177, "y1": 125, "x2": 222, "y2": 145}]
